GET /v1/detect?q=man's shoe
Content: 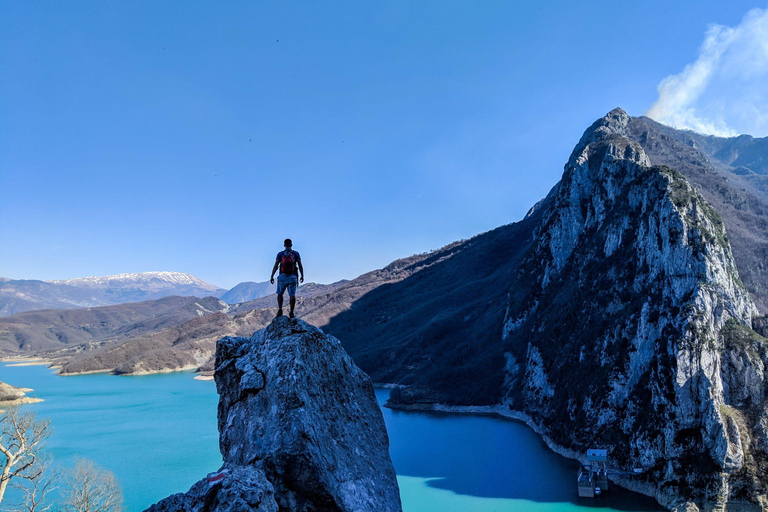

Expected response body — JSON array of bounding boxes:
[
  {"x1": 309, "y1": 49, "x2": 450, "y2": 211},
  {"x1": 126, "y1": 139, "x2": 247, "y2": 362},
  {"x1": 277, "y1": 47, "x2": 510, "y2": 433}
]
[
  {"x1": 276, "y1": 309, "x2": 283, "y2": 318},
  {"x1": 289, "y1": 311, "x2": 295, "y2": 319}
]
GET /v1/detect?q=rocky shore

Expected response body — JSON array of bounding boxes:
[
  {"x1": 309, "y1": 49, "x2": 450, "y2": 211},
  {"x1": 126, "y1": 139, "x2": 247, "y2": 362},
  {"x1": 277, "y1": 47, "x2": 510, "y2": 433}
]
[{"x1": 0, "y1": 379, "x2": 42, "y2": 411}]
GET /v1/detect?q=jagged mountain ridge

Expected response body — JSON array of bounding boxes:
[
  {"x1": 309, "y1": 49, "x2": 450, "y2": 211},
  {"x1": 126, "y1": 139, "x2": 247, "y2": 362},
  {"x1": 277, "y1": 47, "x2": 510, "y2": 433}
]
[
  {"x1": 684, "y1": 131, "x2": 768, "y2": 176},
  {"x1": 625, "y1": 117, "x2": 768, "y2": 313},
  {"x1": 359, "y1": 109, "x2": 768, "y2": 508},
  {"x1": 0, "y1": 272, "x2": 227, "y2": 317},
  {"x1": 493, "y1": 109, "x2": 767, "y2": 508}
]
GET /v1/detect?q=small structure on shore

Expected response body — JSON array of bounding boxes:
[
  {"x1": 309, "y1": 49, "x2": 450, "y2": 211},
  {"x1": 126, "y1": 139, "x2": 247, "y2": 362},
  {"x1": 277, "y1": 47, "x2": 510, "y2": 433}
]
[{"x1": 577, "y1": 448, "x2": 609, "y2": 498}]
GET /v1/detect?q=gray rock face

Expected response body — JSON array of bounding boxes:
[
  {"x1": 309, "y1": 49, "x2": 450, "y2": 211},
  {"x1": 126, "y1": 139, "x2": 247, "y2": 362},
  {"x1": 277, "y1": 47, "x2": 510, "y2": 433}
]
[
  {"x1": 502, "y1": 108, "x2": 768, "y2": 508},
  {"x1": 146, "y1": 317, "x2": 401, "y2": 512},
  {"x1": 625, "y1": 116, "x2": 768, "y2": 314}
]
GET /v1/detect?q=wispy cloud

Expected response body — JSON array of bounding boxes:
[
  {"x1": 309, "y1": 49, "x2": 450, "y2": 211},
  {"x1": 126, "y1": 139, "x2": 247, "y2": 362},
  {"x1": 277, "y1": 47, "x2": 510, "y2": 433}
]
[{"x1": 646, "y1": 7, "x2": 768, "y2": 137}]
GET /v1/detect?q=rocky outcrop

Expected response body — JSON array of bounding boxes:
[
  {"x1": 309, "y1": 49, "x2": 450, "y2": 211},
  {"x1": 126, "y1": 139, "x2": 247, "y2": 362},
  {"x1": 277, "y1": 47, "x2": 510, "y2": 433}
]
[
  {"x1": 0, "y1": 380, "x2": 27, "y2": 402},
  {"x1": 146, "y1": 317, "x2": 401, "y2": 512},
  {"x1": 0, "y1": 380, "x2": 40, "y2": 410},
  {"x1": 501, "y1": 108, "x2": 768, "y2": 509}
]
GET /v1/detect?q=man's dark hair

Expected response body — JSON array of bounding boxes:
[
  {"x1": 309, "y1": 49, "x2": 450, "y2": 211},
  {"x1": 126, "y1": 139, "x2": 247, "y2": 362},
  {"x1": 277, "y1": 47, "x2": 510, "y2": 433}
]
[{"x1": 284, "y1": 238, "x2": 292, "y2": 247}]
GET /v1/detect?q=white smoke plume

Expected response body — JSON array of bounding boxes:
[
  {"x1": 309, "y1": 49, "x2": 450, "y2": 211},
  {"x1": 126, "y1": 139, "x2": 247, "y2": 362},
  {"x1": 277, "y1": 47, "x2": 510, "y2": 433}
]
[{"x1": 646, "y1": 7, "x2": 768, "y2": 137}]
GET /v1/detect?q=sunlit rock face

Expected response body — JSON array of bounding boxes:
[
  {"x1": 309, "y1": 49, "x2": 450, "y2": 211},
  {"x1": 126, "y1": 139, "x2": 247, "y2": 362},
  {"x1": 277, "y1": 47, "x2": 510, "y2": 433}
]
[
  {"x1": 502, "y1": 108, "x2": 767, "y2": 510},
  {"x1": 146, "y1": 317, "x2": 402, "y2": 512}
]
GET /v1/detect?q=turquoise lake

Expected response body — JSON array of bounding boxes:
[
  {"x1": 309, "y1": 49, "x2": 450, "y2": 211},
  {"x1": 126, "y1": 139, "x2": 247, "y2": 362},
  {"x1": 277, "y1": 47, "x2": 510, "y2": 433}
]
[{"x1": 0, "y1": 363, "x2": 663, "y2": 512}]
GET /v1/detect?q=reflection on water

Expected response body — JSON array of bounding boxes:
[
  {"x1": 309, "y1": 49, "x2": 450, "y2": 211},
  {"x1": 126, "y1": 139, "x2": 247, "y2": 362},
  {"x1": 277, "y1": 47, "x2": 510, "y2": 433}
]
[
  {"x1": 399, "y1": 476, "x2": 643, "y2": 512},
  {"x1": 377, "y1": 389, "x2": 663, "y2": 512},
  {"x1": 1, "y1": 364, "x2": 662, "y2": 512}
]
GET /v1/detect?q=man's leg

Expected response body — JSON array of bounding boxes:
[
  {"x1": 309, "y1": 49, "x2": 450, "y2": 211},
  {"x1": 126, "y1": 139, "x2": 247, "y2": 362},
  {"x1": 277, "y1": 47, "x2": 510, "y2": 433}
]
[
  {"x1": 276, "y1": 276, "x2": 285, "y2": 316},
  {"x1": 288, "y1": 277, "x2": 297, "y2": 318}
]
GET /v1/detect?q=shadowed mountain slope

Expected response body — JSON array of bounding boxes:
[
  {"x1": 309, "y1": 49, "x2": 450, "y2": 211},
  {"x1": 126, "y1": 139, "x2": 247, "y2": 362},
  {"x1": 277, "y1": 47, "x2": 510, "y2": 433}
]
[{"x1": 322, "y1": 214, "x2": 544, "y2": 404}]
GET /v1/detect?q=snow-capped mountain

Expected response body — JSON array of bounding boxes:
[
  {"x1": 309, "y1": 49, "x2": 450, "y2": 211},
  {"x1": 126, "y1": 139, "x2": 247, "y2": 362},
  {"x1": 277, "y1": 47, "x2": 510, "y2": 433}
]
[
  {"x1": 52, "y1": 271, "x2": 221, "y2": 292},
  {"x1": 0, "y1": 272, "x2": 227, "y2": 316}
]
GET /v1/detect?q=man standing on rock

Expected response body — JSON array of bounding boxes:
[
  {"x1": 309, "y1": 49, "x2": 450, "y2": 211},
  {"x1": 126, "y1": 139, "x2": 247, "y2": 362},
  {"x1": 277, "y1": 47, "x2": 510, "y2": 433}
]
[{"x1": 270, "y1": 238, "x2": 304, "y2": 318}]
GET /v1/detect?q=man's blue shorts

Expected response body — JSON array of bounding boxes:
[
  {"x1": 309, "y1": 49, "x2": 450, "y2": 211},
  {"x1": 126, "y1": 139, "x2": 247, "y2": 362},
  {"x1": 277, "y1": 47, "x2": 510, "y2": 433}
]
[{"x1": 276, "y1": 274, "x2": 298, "y2": 297}]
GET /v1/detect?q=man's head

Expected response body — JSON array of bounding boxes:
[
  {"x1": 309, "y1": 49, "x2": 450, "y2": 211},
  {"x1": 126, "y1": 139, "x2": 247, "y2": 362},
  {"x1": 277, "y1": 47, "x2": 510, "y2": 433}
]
[{"x1": 284, "y1": 238, "x2": 292, "y2": 249}]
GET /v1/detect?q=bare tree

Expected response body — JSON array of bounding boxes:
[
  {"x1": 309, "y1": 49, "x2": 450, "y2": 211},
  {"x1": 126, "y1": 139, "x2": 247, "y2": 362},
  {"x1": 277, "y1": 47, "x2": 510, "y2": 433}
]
[
  {"x1": 61, "y1": 458, "x2": 124, "y2": 512},
  {"x1": 0, "y1": 408, "x2": 53, "y2": 506},
  {"x1": 10, "y1": 457, "x2": 59, "y2": 512}
]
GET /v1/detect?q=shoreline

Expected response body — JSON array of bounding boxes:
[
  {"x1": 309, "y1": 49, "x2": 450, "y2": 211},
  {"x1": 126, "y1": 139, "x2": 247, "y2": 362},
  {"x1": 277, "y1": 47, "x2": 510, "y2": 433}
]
[
  {"x1": 384, "y1": 400, "x2": 692, "y2": 512},
  {"x1": 1, "y1": 357, "x2": 55, "y2": 367},
  {"x1": 57, "y1": 369, "x2": 113, "y2": 376},
  {"x1": 0, "y1": 396, "x2": 44, "y2": 412},
  {"x1": 2, "y1": 359, "x2": 212, "y2": 379},
  {"x1": 58, "y1": 367, "x2": 200, "y2": 377}
]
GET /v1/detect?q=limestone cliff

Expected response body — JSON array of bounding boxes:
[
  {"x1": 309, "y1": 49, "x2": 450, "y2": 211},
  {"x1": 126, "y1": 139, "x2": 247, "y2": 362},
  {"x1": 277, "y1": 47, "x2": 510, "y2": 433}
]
[
  {"x1": 502, "y1": 109, "x2": 767, "y2": 509},
  {"x1": 146, "y1": 317, "x2": 401, "y2": 512}
]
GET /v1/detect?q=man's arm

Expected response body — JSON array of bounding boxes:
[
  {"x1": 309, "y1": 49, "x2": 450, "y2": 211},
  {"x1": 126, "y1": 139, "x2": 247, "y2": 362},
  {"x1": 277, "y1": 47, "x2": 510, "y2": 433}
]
[
  {"x1": 298, "y1": 261, "x2": 304, "y2": 283},
  {"x1": 270, "y1": 261, "x2": 279, "y2": 284}
]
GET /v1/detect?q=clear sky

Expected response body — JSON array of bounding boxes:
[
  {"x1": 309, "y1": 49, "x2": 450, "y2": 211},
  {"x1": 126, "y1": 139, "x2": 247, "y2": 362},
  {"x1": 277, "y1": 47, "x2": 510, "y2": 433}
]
[{"x1": 1, "y1": 1, "x2": 766, "y2": 289}]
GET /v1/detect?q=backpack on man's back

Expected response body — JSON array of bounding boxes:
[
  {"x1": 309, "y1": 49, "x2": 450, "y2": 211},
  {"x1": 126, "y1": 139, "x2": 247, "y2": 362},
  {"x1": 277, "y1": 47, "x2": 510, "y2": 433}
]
[{"x1": 280, "y1": 251, "x2": 296, "y2": 275}]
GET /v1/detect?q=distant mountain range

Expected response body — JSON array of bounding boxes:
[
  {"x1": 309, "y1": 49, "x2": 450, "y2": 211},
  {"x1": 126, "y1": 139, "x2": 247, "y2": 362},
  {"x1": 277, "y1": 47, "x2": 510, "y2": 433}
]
[
  {"x1": 0, "y1": 295, "x2": 231, "y2": 354},
  {"x1": 4, "y1": 109, "x2": 768, "y2": 508},
  {"x1": 218, "y1": 281, "x2": 274, "y2": 304},
  {"x1": 4, "y1": 112, "x2": 768, "y2": 379},
  {"x1": 0, "y1": 273, "x2": 281, "y2": 316}
]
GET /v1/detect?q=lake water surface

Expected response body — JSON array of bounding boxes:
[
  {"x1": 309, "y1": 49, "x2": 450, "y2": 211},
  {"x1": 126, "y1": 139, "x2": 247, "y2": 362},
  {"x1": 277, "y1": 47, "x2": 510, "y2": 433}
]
[{"x1": 0, "y1": 363, "x2": 662, "y2": 512}]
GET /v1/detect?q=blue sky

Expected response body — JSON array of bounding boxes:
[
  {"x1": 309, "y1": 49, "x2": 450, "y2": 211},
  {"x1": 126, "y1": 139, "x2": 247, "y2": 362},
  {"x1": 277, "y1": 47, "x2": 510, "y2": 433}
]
[{"x1": 1, "y1": 1, "x2": 766, "y2": 288}]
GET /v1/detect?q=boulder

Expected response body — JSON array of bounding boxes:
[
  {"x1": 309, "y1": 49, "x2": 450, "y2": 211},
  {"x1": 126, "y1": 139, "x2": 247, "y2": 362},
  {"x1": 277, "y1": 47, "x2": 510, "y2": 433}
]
[{"x1": 146, "y1": 317, "x2": 401, "y2": 512}]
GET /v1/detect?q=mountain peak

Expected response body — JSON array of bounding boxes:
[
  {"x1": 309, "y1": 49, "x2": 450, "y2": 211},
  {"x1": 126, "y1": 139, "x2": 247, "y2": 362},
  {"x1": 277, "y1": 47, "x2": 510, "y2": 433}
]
[
  {"x1": 51, "y1": 271, "x2": 217, "y2": 289},
  {"x1": 566, "y1": 109, "x2": 649, "y2": 174},
  {"x1": 564, "y1": 109, "x2": 650, "y2": 190},
  {"x1": 606, "y1": 106, "x2": 628, "y2": 118},
  {"x1": 571, "y1": 108, "x2": 633, "y2": 157}
]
